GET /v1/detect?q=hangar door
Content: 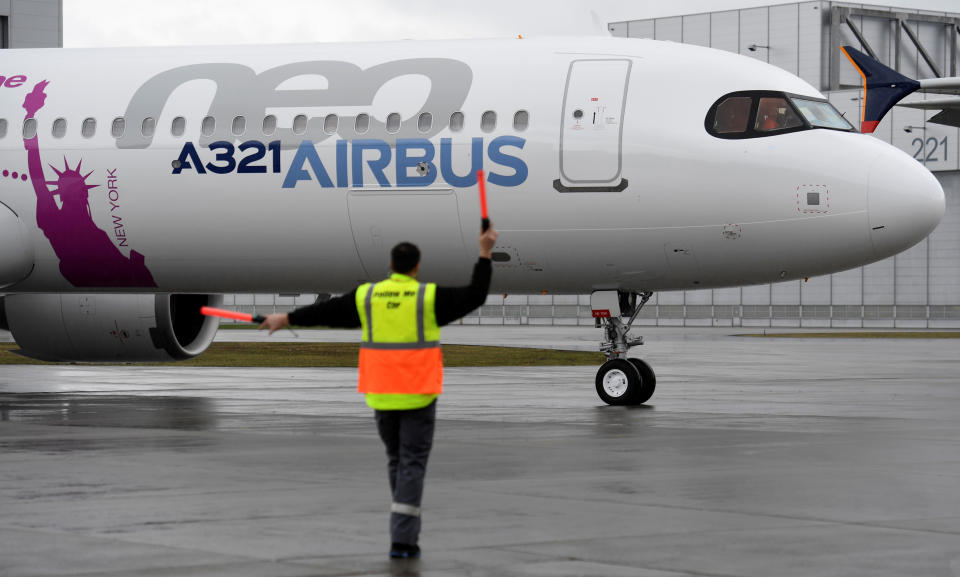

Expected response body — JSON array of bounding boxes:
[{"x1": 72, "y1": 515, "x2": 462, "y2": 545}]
[{"x1": 556, "y1": 59, "x2": 631, "y2": 192}]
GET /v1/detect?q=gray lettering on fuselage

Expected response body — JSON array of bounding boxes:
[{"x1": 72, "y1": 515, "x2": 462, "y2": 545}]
[{"x1": 118, "y1": 59, "x2": 473, "y2": 149}]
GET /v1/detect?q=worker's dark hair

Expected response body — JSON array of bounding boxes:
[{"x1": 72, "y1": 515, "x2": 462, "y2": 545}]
[{"x1": 391, "y1": 242, "x2": 421, "y2": 274}]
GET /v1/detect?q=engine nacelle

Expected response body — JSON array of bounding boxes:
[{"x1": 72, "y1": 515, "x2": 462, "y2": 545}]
[{"x1": 0, "y1": 293, "x2": 223, "y2": 362}]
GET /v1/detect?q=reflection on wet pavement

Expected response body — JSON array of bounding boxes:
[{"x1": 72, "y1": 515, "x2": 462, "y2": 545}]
[{"x1": 0, "y1": 394, "x2": 215, "y2": 430}]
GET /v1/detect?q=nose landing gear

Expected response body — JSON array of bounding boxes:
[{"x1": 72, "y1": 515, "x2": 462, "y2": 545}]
[{"x1": 592, "y1": 290, "x2": 656, "y2": 405}]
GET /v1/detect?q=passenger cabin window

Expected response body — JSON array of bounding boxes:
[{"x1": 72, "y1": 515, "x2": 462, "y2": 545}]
[
  {"x1": 52, "y1": 118, "x2": 67, "y2": 139},
  {"x1": 323, "y1": 114, "x2": 338, "y2": 135},
  {"x1": 232, "y1": 115, "x2": 246, "y2": 136},
  {"x1": 201, "y1": 116, "x2": 216, "y2": 136},
  {"x1": 82, "y1": 118, "x2": 96, "y2": 138},
  {"x1": 111, "y1": 117, "x2": 125, "y2": 138},
  {"x1": 386, "y1": 113, "x2": 401, "y2": 134},
  {"x1": 23, "y1": 118, "x2": 37, "y2": 139},
  {"x1": 513, "y1": 110, "x2": 529, "y2": 132},
  {"x1": 355, "y1": 113, "x2": 370, "y2": 134},
  {"x1": 0, "y1": 119, "x2": 7, "y2": 139},
  {"x1": 171, "y1": 116, "x2": 186, "y2": 137},
  {"x1": 481, "y1": 111, "x2": 496, "y2": 133},
  {"x1": 450, "y1": 111, "x2": 464, "y2": 132},
  {"x1": 262, "y1": 115, "x2": 277, "y2": 135},
  {"x1": 418, "y1": 112, "x2": 432, "y2": 133},
  {"x1": 141, "y1": 117, "x2": 156, "y2": 138},
  {"x1": 292, "y1": 114, "x2": 307, "y2": 135},
  {"x1": 706, "y1": 91, "x2": 853, "y2": 139}
]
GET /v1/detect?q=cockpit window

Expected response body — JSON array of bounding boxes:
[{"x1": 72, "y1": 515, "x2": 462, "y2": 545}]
[
  {"x1": 706, "y1": 91, "x2": 853, "y2": 139},
  {"x1": 791, "y1": 97, "x2": 854, "y2": 130},
  {"x1": 714, "y1": 97, "x2": 751, "y2": 134},
  {"x1": 755, "y1": 97, "x2": 803, "y2": 132}
]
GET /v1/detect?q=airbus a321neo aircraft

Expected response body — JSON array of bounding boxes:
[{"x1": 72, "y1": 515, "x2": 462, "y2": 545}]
[{"x1": 0, "y1": 37, "x2": 946, "y2": 405}]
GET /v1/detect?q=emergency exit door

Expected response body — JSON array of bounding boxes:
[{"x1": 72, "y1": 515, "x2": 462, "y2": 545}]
[{"x1": 556, "y1": 59, "x2": 631, "y2": 192}]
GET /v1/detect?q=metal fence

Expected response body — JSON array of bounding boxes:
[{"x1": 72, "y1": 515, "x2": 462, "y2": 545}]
[{"x1": 223, "y1": 292, "x2": 960, "y2": 328}]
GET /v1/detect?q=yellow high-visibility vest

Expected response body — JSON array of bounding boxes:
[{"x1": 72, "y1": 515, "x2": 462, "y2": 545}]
[{"x1": 355, "y1": 273, "x2": 442, "y2": 410}]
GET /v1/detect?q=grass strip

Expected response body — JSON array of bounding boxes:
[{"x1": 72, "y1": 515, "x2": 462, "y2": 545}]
[{"x1": 0, "y1": 342, "x2": 604, "y2": 367}]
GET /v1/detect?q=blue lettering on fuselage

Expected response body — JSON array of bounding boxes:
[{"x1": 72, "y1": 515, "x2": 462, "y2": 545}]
[{"x1": 280, "y1": 136, "x2": 527, "y2": 189}]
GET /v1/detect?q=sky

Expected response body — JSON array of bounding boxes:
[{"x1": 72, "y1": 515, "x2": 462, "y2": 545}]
[{"x1": 63, "y1": 0, "x2": 960, "y2": 48}]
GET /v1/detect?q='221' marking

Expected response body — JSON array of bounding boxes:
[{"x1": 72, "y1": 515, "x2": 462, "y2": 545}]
[
  {"x1": 173, "y1": 140, "x2": 281, "y2": 174},
  {"x1": 912, "y1": 136, "x2": 947, "y2": 164}
]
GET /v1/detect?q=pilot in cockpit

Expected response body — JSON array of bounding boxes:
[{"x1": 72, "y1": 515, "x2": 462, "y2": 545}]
[{"x1": 756, "y1": 98, "x2": 781, "y2": 131}]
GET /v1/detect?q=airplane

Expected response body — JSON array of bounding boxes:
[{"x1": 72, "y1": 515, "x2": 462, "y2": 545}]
[{"x1": 0, "y1": 37, "x2": 946, "y2": 406}]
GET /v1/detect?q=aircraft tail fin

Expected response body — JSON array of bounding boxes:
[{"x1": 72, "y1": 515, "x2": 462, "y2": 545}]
[{"x1": 840, "y1": 45, "x2": 920, "y2": 133}]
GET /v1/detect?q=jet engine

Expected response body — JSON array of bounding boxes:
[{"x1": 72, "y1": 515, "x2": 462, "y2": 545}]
[{"x1": 0, "y1": 293, "x2": 223, "y2": 362}]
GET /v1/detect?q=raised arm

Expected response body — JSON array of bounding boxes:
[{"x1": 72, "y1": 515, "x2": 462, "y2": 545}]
[{"x1": 434, "y1": 226, "x2": 497, "y2": 326}]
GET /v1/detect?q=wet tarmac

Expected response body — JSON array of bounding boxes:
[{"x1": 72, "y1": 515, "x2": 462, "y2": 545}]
[{"x1": 2, "y1": 327, "x2": 960, "y2": 576}]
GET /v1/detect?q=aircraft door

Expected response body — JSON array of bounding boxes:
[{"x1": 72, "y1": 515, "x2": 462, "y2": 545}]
[
  {"x1": 555, "y1": 59, "x2": 631, "y2": 192},
  {"x1": 347, "y1": 190, "x2": 469, "y2": 284}
]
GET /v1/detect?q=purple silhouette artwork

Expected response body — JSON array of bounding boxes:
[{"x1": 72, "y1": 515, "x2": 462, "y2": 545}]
[{"x1": 23, "y1": 81, "x2": 156, "y2": 288}]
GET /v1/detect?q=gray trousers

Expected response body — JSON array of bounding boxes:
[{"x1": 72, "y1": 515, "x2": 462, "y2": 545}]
[{"x1": 374, "y1": 400, "x2": 436, "y2": 545}]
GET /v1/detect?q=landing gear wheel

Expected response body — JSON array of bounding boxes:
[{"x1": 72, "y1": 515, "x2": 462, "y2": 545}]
[
  {"x1": 596, "y1": 358, "x2": 643, "y2": 406},
  {"x1": 627, "y1": 358, "x2": 656, "y2": 405}
]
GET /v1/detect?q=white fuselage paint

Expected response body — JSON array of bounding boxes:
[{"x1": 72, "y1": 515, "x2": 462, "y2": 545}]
[{"x1": 0, "y1": 37, "x2": 945, "y2": 295}]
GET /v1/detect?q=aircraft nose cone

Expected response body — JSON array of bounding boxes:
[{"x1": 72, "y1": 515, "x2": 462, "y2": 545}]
[
  {"x1": 868, "y1": 152, "x2": 945, "y2": 260},
  {"x1": 0, "y1": 202, "x2": 33, "y2": 288}
]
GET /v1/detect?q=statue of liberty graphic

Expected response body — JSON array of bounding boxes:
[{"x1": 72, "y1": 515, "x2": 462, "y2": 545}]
[{"x1": 22, "y1": 81, "x2": 156, "y2": 287}]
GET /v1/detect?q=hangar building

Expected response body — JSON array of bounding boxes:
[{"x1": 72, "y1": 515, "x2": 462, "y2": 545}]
[{"x1": 0, "y1": 0, "x2": 61, "y2": 48}]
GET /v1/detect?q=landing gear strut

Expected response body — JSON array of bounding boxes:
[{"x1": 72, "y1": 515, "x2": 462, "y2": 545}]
[{"x1": 592, "y1": 291, "x2": 656, "y2": 405}]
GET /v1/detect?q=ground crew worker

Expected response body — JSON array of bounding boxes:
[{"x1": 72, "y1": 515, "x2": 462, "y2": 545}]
[{"x1": 259, "y1": 225, "x2": 498, "y2": 559}]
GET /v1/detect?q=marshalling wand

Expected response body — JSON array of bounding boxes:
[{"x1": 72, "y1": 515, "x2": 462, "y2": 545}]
[
  {"x1": 200, "y1": 307, "x2": 297, "y2": 337},
  {"x1": 477, "y1": 169, "x2": 490, "y2": 232}
]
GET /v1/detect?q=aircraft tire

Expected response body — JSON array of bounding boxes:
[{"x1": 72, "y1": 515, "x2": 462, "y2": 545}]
[
  {"x1": 627, "y1": 358, "x2": 656, "y2": 405},
  {"x1": 595, "y1": 358, "x2": 643, "y2": 406}
]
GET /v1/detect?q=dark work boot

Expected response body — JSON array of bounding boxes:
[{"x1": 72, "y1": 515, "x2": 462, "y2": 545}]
[{"x1": 389, "y1": 542, "x2": 421, "y2": 559}]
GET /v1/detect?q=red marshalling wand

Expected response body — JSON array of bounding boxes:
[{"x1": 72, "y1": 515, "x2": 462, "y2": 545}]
[
  {"x1": 201, "y1": 306, "x2": 265, "y2": 324},
  {"x1": 477, "y1": 169, "x2": 490, "y2": 232}
]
